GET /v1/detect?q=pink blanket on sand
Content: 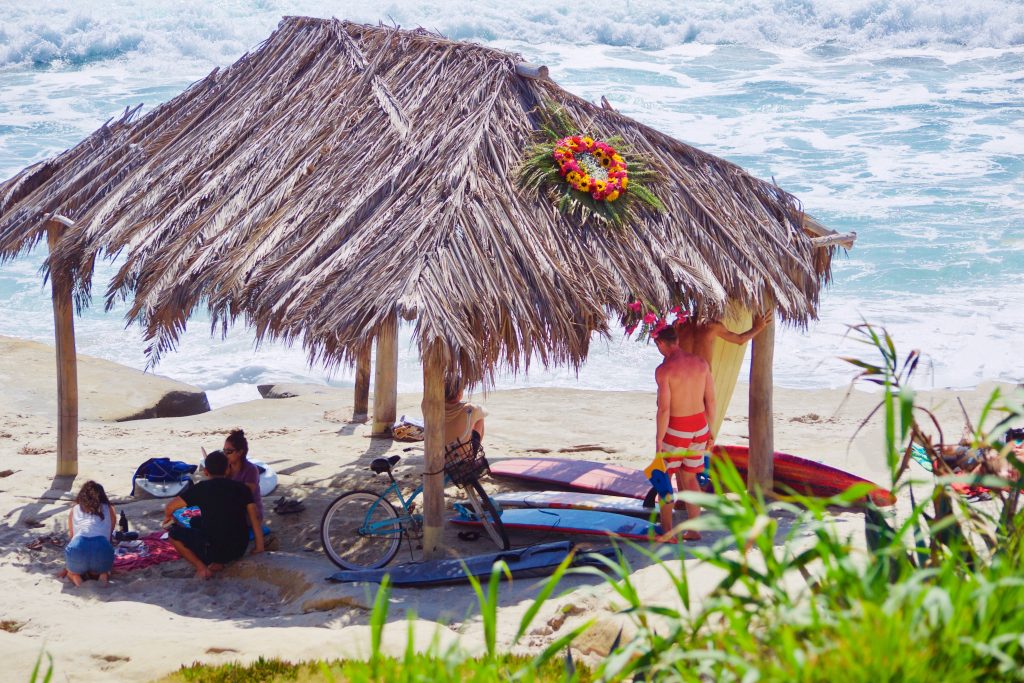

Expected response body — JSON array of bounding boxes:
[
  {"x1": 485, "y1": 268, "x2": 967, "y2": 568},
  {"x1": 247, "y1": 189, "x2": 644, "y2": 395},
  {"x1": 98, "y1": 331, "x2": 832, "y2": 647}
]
[{"x1": 113, "y1": 532, "x2": 180, "y2": 572}]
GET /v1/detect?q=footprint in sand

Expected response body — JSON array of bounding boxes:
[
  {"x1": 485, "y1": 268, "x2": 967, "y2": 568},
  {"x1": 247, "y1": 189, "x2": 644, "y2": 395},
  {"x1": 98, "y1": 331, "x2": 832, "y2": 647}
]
[
  {"x1": 526, "y1": 445, "x2": 620, "y2": 454},
  {"x1": 92, "y1": 654, "x2": 129, "y2": 663},
  {"x1": 558, "y1": 444, "x2": 620, "y2": 454},
  {"x1": 92, "y1": 654, "x2": 130, "y2": 670},
  {"x1": 161, "y1": 567, "x2": 196, "y2": 579},
  {"x1": 0, "y1": 620, "x2": 26, "y2": 633}
]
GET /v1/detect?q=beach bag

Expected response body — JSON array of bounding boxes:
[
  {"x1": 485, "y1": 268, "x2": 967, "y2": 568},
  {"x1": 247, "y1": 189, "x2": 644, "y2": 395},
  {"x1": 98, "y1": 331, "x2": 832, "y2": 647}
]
[
  {"x1": 130, "y1": 458, "x2": 197, "y2": 497},
  {"x1": 392, "y1": 415, "x2": 425, "y2": 442}
]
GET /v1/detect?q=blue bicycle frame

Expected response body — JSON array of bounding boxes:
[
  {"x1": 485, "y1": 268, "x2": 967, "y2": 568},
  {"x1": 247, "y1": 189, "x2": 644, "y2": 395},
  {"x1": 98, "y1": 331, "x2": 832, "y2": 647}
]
[{"x1": 359, "y1": 473, "x2": 457, "y2": 538}]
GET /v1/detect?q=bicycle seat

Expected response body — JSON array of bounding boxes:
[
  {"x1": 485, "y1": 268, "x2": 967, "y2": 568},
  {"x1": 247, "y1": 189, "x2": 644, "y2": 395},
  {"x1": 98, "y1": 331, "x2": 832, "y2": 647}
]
[{"x1": 370, "y1": 455, "x2": 401, "y2": 474}]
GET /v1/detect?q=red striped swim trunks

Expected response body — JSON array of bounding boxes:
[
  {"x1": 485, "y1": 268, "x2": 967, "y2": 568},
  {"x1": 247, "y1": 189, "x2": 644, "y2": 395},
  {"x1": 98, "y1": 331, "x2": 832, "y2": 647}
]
[{"x1": 660, "y1": 413, "x2": 710, "y2": 475}]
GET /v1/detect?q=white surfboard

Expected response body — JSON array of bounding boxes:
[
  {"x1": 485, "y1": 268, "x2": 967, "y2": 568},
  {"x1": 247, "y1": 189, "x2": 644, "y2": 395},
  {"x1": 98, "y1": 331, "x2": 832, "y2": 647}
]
[
  {"x1": 134, "y1": 478, "x2": 190, "y2": 498},
  {"x1": 136, "y1": 459, "x2": 277, "y2": 498},
  {"x1": 464, "y1": 490, "x2": 658, "y2": 518},
  {"x1": 251, "y1": 459, "x2": 278, "y2": 497}
]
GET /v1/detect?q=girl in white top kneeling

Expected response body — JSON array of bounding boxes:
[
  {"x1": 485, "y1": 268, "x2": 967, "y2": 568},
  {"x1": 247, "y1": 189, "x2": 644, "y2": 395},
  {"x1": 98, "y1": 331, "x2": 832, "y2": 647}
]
[{"x1": 64, "y1": 481, "x2": 117, "y2": 586}]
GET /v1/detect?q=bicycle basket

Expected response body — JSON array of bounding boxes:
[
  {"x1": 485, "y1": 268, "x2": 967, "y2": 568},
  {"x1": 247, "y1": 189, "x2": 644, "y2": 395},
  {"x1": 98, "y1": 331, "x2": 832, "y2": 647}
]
[{"x1": 443, "y1": 438, "x2": 489, "y2": 486}]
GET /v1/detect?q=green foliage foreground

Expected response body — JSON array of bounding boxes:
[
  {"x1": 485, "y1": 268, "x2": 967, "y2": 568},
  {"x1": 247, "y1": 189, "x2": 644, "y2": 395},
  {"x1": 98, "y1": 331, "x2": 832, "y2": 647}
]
[
  {"x1": 162, "y1": 653, "x2": 589, "y2": 683},
  {"x1": 37, "y1": 324, "x2": 1024, "y2": 683}
]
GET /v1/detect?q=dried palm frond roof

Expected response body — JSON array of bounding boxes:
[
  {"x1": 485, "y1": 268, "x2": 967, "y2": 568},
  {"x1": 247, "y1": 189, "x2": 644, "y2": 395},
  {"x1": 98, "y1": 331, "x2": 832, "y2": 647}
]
[{"x1": 0, "y1": 16, "x2": 843, "y2": 381}]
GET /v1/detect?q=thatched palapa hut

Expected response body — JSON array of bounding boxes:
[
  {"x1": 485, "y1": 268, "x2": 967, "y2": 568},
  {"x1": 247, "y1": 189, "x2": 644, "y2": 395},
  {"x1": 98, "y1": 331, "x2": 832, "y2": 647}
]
[{"x1": 0, "y1": 17, "x2": 853, "y2": 555}]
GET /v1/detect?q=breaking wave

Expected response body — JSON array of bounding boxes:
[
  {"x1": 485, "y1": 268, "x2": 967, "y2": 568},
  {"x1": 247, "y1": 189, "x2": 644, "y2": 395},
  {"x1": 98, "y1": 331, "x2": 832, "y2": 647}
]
[{"x1": 2, "y1": 0, "x2": 1023, "y2": 68}]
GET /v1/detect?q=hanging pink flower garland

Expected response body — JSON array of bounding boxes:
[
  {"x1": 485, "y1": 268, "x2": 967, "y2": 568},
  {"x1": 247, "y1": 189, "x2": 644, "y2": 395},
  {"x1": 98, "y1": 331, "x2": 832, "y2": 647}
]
[{"x1": 624, "y1": 301, "x2": 689, "y2": 339}]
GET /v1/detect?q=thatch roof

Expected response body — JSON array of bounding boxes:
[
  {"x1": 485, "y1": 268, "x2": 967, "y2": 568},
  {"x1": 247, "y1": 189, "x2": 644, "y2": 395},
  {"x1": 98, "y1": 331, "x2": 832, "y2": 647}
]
[{"x1": 0, "y1": 17, "x2": 838, "y2": 381}]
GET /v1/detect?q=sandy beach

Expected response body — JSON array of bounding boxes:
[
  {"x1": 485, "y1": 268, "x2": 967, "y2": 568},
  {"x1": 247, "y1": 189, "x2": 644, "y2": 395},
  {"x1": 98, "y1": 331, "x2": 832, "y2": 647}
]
[{"x1": 0, "y1": 336, "x2": 1015, "y2": 681}]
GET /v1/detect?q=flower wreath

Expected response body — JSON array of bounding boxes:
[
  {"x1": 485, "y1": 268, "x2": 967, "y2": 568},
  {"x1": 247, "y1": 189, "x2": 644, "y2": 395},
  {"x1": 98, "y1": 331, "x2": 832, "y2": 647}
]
[
  {"x1": 553, "y1": 136, "x2": 628, "y2": 202},
  {"x1": 517, "y1": 103, "x2": 664, "y2": 229}
]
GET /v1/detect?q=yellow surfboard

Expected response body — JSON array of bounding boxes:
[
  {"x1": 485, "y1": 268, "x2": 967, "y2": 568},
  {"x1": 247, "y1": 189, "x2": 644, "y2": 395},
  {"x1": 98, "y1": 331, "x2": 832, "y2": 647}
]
[{"x1": 708, "y1": 303, "x2": 751, "y2": 436}]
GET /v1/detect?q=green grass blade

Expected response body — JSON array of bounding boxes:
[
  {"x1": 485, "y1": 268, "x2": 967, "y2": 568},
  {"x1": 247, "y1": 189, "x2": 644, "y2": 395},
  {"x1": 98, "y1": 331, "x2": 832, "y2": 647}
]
[{"x1": 369, "y1": 575, "x2": 392, "y2": 673}]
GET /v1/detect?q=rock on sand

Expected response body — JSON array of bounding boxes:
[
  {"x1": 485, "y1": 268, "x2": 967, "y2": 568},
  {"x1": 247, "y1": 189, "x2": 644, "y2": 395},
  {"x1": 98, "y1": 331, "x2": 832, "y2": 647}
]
[{"x1": 0, "y1": 336, "x2": 209, "y2": 422}]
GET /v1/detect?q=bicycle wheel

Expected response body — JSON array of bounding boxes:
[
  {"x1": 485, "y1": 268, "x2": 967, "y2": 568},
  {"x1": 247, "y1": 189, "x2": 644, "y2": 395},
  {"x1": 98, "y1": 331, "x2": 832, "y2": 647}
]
[
  {"x1": 321, "y1": 490, "x2": 402, "y2": 570},
  {"x1": 462, "y1": 479, "x2": 510, "y2": 550}
]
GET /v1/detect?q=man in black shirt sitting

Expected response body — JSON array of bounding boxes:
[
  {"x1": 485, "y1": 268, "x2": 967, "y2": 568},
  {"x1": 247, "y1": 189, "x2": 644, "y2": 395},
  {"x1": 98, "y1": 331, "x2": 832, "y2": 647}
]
[{"x1": 163, "y1": 450, "x2": 264, "y2": 579}]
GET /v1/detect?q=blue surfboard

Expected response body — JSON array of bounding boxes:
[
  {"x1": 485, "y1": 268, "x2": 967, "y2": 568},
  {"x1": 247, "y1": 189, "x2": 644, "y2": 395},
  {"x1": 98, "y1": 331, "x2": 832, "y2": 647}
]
[
  {"x1": 450, "y1": 508, "x2": 674, "y2": 543},
  {"x1": 326, "y1": 541, "x2": 612, "y2": 585}
]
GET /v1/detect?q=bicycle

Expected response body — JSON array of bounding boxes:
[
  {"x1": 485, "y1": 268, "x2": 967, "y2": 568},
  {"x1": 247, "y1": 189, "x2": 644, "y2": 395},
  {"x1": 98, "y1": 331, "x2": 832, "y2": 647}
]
[{"x1": 320, "y1": 444, "x2": 509, "y2": 570}]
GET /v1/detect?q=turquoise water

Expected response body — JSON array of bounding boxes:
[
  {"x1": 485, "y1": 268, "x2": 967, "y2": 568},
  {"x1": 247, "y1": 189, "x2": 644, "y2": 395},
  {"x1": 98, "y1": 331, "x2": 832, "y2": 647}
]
[{"x1": 1, "y1": 1, "x2": 1022, "y2": 405}]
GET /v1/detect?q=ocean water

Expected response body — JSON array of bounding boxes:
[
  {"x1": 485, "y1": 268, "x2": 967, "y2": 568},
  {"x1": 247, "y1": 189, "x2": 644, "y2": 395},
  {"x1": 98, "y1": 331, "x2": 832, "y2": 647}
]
[{"x1": 1, "y1": 1, "x2": 1022, "y2": 407}]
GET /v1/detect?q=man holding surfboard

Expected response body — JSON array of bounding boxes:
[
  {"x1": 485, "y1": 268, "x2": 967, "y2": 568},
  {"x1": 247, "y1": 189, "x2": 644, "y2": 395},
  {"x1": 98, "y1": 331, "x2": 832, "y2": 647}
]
[{"x1": 646, "y1": 325, "x2": 716, "y2": 542}]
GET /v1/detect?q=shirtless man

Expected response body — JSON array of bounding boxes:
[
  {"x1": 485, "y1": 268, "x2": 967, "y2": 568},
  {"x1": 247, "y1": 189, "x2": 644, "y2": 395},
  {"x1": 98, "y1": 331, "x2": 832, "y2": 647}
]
[
  {"x1": 676, "y1": 311, "x2": 773, "y2": 367},
  {"x1": 645, "y1": 325, "x2": 716, "y2": 542}
]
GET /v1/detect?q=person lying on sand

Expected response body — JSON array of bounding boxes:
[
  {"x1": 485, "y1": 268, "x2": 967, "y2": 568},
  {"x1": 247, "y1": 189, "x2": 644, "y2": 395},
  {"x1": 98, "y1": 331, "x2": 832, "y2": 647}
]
[
  {"x1": 675, "y1": 310, "x2": 772, "y2": 368},
  {"x1": 938, "y1": 438, "x2": 988, "y2": 473},
  {"x1": 648, "y1": 325, "x2": 716, "y2": 543},
  {"x1": 62, "y1": 480, "x2": 117, "y2": 586},
  {"x1": 163, "y1": 450, "x2": 263, "y2": 580},
  {"x1": 935, "y1": 428, "x2": 1021, "y2": 479}
]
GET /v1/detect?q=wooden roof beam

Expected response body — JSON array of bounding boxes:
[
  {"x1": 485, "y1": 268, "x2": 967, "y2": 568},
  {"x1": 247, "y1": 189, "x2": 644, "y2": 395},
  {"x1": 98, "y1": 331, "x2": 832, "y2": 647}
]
[
  {"x1": 514, "y1": 63, "x2": 549, "y2": 80},
  {"x1": 802, "y1": 214, "x2": 856, "y2": 249},
  {"x1": 809, "y1": 231, "x2": 857, "y2": 249}
]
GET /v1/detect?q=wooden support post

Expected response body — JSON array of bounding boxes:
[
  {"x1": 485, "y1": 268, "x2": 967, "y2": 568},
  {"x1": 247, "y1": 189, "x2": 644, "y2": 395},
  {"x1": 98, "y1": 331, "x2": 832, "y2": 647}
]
[
  {"x1": 420, "y1": 339, "x2": 446, "y2": 560},
  {"x1": 371, "y1": 312, "x2": 398, "y2": 436},
  {"x1": 747, "y1": 306, "x2": 775, "y2": 495},
  {"x1": 352, "y1": 343, "x2": 371, "y2": 422},
  {"x1": 47, "y1": 223, "x2": 78, "y2": 477}
]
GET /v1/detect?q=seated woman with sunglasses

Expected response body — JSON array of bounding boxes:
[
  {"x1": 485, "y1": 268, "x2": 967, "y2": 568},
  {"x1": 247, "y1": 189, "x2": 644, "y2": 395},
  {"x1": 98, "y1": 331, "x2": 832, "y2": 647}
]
[
  {"x1": 945, "y1": 427, "x2": 1024, "y2": 480},
  {"x1": 223, "y1": 429, "x2": 263, "y2": 524}
]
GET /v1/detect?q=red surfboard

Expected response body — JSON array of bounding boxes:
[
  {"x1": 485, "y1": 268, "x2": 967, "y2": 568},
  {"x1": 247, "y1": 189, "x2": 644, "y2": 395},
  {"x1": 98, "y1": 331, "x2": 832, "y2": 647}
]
[
  {"x1": 489, "y1": 445, "x2": 895, "y2": 507},
  {"x1": 716, "y1": 445, "x2": 896, "y2": 506}
]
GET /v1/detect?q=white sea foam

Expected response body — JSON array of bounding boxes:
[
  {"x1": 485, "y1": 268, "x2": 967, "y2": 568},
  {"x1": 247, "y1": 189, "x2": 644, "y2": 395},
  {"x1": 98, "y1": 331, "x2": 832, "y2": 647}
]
[
  {"x1": 0, "y1": 1, "x2": 1022, "y2": 403},
  {"x1": 1, "y1": 0, "x2": 1023, "y2": 71}
]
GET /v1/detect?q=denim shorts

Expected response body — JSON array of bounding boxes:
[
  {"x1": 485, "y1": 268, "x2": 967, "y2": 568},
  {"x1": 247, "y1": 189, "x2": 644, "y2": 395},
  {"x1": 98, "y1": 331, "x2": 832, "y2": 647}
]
[{"x1": 65, "y1": 535, "x2": 115, "y2": 574}]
